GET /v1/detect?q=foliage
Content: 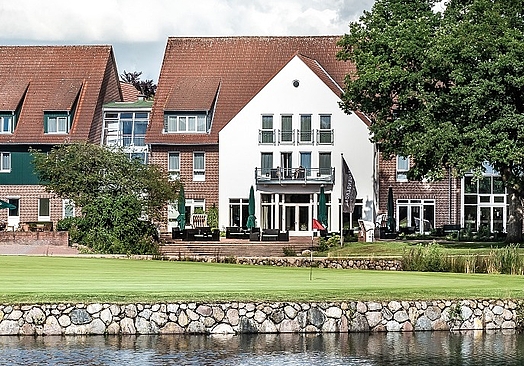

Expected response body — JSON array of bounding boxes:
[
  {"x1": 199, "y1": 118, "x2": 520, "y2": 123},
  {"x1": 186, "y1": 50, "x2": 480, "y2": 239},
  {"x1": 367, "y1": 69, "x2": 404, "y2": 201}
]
[
  {"x1": 206, "y1": 204, "x2": 219, "y2": 229},
  {"x1": 338, "y1": 0, "x2": 524, "y2": 242},
  {"x1": 282, "y1": 246, "x2": 297, "y2": 257},
  {"x1": 120, "y1": 70, "x2": 157, "y2": 99},
  {"x1": 402, "y1": 242, "x2": 449, "y2": 272},
  {"x1": 318, "y1": 235, "x2": 341, "y2": 252},
  {"x1": 31, "y1": 143, "x2": 179, "y2": 254}
]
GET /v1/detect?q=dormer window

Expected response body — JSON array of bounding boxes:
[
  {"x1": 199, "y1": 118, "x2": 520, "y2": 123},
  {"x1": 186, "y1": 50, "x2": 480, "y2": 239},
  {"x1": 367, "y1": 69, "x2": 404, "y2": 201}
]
[
  {"x1": 0, "y1": 113, "x2": 14, "y2": 134},
  {"x1": 44, "y1": 112, "x2": 70, "y2": 134},
  {"x1": 164, "y1": 113, "x2": 208, "y2": 133}
]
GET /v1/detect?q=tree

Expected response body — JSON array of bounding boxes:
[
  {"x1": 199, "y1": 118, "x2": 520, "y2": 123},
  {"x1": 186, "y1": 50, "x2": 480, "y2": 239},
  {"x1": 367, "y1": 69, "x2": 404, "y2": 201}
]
[
  {"x1": 338, "y1": 0, "x2": 524, "y2": 242},
  {"x1": 120, "y1": 70, "x2": 157, "y2": 99},
  {"x1": 32, "y1": 143, "x2": 180, "y2": 254}
]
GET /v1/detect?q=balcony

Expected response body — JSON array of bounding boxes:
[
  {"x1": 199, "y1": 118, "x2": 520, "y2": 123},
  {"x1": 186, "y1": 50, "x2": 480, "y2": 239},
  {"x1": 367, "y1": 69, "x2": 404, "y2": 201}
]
[{"x1": 255, "y1": 166, "x2": 335, "y2": 185}]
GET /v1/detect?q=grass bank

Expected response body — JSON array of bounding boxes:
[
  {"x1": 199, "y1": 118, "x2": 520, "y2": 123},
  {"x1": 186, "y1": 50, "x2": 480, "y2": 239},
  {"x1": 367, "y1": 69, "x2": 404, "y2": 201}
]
[{"x1": 1, "y1": 256, "x2": 523, "y2": 304}]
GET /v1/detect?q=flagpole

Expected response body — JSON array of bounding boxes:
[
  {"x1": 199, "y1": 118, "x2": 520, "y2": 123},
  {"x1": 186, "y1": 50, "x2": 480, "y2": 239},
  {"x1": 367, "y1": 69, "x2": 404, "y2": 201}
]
[{"x1": 340, "y1": 153, "x2": 344, "y2": 247}]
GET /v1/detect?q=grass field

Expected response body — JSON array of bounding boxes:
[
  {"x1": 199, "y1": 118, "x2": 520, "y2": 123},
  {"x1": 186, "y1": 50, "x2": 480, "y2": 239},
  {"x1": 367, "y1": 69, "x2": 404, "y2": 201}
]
[{"x1": 1, "y1": 256, "x2": 524, "y2": 303}]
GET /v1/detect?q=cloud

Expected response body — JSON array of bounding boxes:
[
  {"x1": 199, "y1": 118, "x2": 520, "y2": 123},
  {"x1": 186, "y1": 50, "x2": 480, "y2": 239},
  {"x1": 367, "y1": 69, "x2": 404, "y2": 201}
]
[
  {"x1": 0, "y1": 0, "x2": 373, "y2": 41},
  {"x1": 0, "y1": 0, "x2": 374, "y2": 80}
]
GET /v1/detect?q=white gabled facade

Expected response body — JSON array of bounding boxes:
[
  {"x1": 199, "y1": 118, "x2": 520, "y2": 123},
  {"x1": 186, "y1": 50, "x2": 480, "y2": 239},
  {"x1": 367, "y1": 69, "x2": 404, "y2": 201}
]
[{"x1": 219, "y1": 56, "x2": 375, "y2": 236}]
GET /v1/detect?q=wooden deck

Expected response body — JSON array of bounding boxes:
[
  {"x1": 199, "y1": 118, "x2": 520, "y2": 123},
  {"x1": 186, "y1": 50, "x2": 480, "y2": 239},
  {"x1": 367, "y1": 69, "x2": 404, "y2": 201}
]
[{"x1": 159, "y1": 235, "x2": 318, "y2": 258}]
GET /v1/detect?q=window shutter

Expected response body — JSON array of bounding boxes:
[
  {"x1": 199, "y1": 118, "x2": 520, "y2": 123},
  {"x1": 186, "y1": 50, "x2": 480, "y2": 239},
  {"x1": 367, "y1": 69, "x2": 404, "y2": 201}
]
[{"x1": 43, "y1": 116, "x2": 48, "y2": 133}]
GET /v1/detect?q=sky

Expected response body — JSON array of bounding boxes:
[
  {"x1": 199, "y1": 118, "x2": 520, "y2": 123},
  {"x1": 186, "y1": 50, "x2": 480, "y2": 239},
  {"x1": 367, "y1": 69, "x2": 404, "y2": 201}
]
[{"x1": 0, "y1": 0, "x2": 375, "y2": 82}]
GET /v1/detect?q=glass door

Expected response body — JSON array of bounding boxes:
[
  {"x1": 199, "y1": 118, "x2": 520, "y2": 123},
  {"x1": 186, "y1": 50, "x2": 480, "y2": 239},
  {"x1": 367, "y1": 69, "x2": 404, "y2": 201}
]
[
  {"x1": 7, "y1": 198, "x2": 19, "y2": 229},
  {"x1": 285, "y1": 206, "x2": 296, "y2": 231}
]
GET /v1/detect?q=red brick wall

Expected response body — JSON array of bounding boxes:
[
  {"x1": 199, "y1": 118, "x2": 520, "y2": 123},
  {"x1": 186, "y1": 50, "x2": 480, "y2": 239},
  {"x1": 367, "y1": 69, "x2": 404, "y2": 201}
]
[
  {"x1": 149, "y1": 145, "x2": 219, "y2": 230},
  {"x1": 0, "y1": 231, "x2": 68, "y2": 246},
  {"x1": 378, "y1": 155, "x2": 461, "y2": 228},
  {"x1": 0, "y1": 185, "x2": 65, "y2": 229}
]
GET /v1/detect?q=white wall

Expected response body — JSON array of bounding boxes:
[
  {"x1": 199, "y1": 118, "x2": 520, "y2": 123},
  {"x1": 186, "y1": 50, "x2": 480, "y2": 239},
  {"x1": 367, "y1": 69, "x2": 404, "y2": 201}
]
[{"x1": 219, "y1": 56, "x2": 375, "y2": 232}]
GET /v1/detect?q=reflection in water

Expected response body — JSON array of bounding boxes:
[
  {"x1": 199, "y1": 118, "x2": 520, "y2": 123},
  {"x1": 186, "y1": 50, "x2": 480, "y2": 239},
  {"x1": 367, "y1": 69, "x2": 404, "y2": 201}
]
[{"x1": 0, "y1": 330, "x2": 523, "y2": 365}]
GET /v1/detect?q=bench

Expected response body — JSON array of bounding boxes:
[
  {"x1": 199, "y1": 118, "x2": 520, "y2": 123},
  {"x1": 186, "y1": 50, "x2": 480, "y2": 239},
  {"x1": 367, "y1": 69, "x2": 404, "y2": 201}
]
[
  {"x1": 226, "y1": 226, "x2": 251, "y2": 239},
  {"x1": 184, "y1": 227, "x2": 219, "y2": 241},
  {"x1": 261, "y1": 229, "x2": 289, "y2": 241}
]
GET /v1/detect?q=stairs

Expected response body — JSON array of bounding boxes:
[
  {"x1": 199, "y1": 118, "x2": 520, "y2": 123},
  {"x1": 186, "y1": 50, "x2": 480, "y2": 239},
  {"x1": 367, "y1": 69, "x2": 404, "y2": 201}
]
[{"x1": 159, "y1": 235, "x2": 318, "y2": 258}]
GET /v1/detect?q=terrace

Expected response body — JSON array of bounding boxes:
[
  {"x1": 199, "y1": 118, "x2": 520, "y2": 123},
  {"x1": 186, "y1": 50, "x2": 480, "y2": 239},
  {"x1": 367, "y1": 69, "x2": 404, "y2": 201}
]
[{"x1": 255, "y1": 167, "x2": 335, "y2": 185}]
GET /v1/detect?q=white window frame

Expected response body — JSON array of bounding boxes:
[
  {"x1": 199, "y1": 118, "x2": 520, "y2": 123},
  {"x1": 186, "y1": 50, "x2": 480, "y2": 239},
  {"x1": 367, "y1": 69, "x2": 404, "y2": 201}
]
[
  {"x1": 396, "y1": 156, "x2": 410, "y2": 182},
  {"x1": 38, "y1": 197, "x2": 51, "y2": 221},
  {"x1": 317, "y1": 114, "x2": 333, "y2": 145},
  {"x1": 165, "y1": 114, "x2": 207, "y2": 133},
  {"x1": 0, "y1": 115, "x2": 13, "y2": 134},
  {"x1": 47, "y1": 116, "x2": 69, "y2": 134},
  {"x1": 168, "y1": 151, "x2": 180, "y2": 180},
  {"x1": 0, "y1": 152, "x2": 11, "y2": 172},
  {"x1": 193, "y1": 152, "x2": 205, "y2": 181},
  {"x1": 259, "y1": 115, "x2": 275, "y2": 144}
]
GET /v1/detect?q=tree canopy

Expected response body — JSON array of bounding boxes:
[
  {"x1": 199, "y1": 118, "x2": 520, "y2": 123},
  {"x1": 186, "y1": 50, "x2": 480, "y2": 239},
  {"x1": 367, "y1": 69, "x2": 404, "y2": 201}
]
[
  {"x1": 32, "y1": 143, "x2": 180, "y2": 254},
  {"x1": 338, "y1": 0, "x2": 524, "y2": 241},
  {"x1": 120, "y1": 70, "x2": 157, "y2": 99}
]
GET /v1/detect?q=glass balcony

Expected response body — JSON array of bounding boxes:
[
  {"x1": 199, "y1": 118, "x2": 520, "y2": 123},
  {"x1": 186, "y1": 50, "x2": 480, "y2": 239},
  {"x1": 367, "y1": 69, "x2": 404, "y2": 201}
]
[{"x1": 255, "y1": 166, "x2": 335, "y2": 185}]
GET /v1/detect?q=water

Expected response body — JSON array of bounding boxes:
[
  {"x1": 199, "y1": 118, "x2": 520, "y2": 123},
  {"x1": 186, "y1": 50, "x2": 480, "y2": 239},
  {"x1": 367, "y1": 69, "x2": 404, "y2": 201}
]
[{"x1": 0, "y1": 331, "x2": 523, "y2": 365}]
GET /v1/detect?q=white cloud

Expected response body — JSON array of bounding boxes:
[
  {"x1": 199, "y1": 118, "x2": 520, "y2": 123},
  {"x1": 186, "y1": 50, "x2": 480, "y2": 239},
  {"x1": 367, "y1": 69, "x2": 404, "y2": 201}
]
[{"x1": 0, "y1": 0, "x2": 374, "y2": 79}]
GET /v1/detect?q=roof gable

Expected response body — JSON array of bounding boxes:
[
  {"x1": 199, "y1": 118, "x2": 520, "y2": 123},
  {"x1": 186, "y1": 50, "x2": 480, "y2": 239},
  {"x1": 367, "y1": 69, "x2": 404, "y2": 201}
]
[
  {"x1": 0, "y1": 45, "x2": 121, "y2": 144},
  {"x1": 147, "y1": 36, "x2": 355, "y2": 145}
]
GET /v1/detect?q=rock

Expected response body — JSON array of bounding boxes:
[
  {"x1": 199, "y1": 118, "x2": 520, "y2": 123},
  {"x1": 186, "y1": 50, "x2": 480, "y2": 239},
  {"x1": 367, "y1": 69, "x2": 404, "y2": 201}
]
[
  {"x1": 151, "y1": 312, "x2": 168, "y2": 327},
  {"x1": 307, "y1": 308, "x2": 326, "y2": 328},
  {"x1": 325, "y1": 307, "x2": 342, "y2": 318},
  {"x1": 349, "y1": 313, "x2": 369, "y2": 332},
  {"x1": 187, "y1": 321, "x2": 206, "y2": 334},
  {"x1": 226, "y1": 309, "x2": 239, "y2": 326},
  {"x1": 178, "y1": 311, "x2": 189, "y2": 327},
  {"x1": 88, "y1": 319, "x2": 106, "y2": 335},
  {"x1": 211, "y1": 323, "x2": 235, "y2": 334},
  {"x1": 414, "y1": 316, "x2": 432, "y2": 331},
  {"x1": 385, "y1": 320, "x2": 402, "y2": 332},
  {"x1": 70, "y1": 309, "x2": 92, "y2": 325},
  {"x1": 394, "y1": 310, "x2": 409, "y2": 323},
  {"x1": 196, "y1": 305, "x2": 212, "y2": 317},
  {"x1": 259, "y1": 319, "x2": 277, "y2": 333},
  {"x1": 43, "y1": 316, "x2": 62, "y2": 335},
  {"x1": 107, "y1": 322, "x2": 121, "y2": 335},
  {"x1": 278, "y1": 319, "x2": 300, "y2": 333},
  {"x1": 425, "y1": 306, "x2": 441, "y2": 321},
  {"x1": 58, "y1": 315, "x2": 71, "y2": 327},
  {"x1": 26, "y1": 307, "x2": 46, "y2": 325},
  {"x1": 87, "y1": 304, "x2": 103, "y2": 314},
  {"x1": 366, "y1": 312, "x2": 382, "y2": 329},
  {"x1": 120, "y1": 318, "x2": 136, "y2": 334},
  {"x1": 238, "y1": 318, "x2": 258, "y2": 333},
  {"x1": 100, "y1": 309, "x2": 113, "y2": 325}
]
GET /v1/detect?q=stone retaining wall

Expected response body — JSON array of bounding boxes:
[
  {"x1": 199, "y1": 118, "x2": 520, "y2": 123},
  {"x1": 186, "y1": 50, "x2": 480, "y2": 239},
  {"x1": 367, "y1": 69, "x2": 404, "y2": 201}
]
[
  {"x1": 0, "y1": 299, "x2": 520, "y2": 336},
  {"x1": 170, "y1": 256, "x2": 403, "y2": 271}
]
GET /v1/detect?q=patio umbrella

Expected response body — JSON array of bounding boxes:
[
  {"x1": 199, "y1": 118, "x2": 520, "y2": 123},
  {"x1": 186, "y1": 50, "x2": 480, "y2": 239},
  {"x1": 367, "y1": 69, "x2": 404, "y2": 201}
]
[
  {"x1": 176, "y1": 186, "x2": 186, "y2": 229},
  {"x1": 246, "y1": 185, "x2": 256, "y2": 229},
  {"x1": 0, "y1": 199, "x2": 15, "y2": 210},
  {"x1": 318, "y1": 186, "x2": 328, "y2": 229},
  {"x1": 387, "y1": 186, "x2": 395, "y2": 232}
]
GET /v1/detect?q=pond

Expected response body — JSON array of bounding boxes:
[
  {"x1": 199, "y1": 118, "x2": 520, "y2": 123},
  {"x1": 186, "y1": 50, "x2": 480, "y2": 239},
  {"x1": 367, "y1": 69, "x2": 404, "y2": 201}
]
[{"x1": 0, "y1": 330, "x2": 523, "y2": 365}]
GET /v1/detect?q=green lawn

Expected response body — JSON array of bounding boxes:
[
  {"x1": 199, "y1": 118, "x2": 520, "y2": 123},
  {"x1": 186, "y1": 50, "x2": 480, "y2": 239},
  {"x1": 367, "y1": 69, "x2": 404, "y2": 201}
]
[{"x1": 1, "y1": 256, "x2": 524, "y2": 303}]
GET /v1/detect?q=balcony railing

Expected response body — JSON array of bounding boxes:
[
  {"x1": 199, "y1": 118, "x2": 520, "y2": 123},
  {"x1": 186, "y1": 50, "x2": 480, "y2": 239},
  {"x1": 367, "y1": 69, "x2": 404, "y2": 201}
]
[
  {"x1": 255, "y1": 167, "x2": 335, "y2": 185},
  {"x1": 278, "y1": 129, "x2": 295, "y2": 144},
  {"x1": 316, "y1": 129, "x2": 334, "y2": 145},
  {"x1": 259, "y1": 129, "x2": 276, "y2": 144}
]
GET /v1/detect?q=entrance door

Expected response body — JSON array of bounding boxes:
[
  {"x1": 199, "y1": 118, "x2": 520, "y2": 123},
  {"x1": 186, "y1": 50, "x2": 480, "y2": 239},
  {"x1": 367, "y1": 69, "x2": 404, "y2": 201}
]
[
  {"x1": 479, "y1": 205, "x2": 506, "y2": 233},
  {"x1": 284, "y1": 204, "x2": 310, "y2": 234},
  {"x1": 285, "y1": 206, "x2": 296, "y2": 231},
  {"x1": 7, "y1": 198, "x2": 19, "y2": 230}
]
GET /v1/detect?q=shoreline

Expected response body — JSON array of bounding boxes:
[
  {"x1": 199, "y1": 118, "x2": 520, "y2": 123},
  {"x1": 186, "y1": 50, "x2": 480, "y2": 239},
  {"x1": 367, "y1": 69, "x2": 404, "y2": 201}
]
[{"x1": 0, "y1": 299, "x2": 520, "y2": 336}]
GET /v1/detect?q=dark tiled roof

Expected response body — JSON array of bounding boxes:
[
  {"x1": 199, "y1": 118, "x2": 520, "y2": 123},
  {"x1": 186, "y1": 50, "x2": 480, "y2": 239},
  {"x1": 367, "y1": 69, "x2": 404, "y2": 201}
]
[
  {"x1": 147, "y1": 36, "x2": 356, "y2": 145},
  {"x1": 0, "y1": 45, "x2": 120, "y2": 144}
]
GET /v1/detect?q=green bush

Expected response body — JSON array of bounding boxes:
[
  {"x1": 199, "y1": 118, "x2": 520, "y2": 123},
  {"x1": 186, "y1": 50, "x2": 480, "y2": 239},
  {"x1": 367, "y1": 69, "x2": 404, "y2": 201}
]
[
  {"x1": 283, "y1": 246, "x2": 297, "y2": 256},
  {"x1": 402, "y1": 242, "x2": 449, "y2": 272}
]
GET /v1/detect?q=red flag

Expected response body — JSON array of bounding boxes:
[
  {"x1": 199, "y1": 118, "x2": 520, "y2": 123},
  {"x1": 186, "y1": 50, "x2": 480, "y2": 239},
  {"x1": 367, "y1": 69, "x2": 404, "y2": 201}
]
[{"x1": 312, "y1": 218, "x2": 325, "y2": 230}]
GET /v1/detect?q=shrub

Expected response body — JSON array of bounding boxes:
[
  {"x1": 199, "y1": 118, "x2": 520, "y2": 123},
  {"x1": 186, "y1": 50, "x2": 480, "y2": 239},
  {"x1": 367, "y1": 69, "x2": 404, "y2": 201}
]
[
  {"x1": 402, "y1": 242, "x2": 449, "y2": 272},
  {"x1": 283, "y1": 246, "x2": 297, "y2": 256}
]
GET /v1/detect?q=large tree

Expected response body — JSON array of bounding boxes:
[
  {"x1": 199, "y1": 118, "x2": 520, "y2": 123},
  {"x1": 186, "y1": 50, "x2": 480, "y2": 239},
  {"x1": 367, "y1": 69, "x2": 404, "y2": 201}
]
[
  {"x1": 32, "y1": 143, "x2": 180, "y2": 254},
  {"x1": 338, "y1": 0, "x2": 524, "y2": 242}
]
